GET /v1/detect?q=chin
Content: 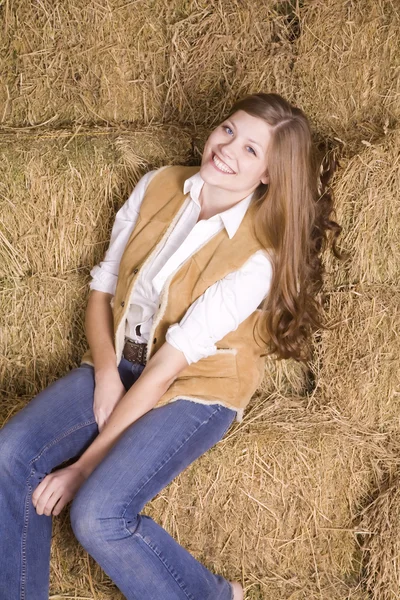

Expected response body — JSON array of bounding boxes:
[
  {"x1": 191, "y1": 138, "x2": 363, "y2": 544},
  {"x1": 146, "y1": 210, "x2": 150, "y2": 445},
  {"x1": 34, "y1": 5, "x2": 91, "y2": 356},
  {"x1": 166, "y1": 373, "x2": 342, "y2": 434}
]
[
  {"x1": 199, "y1": 167, "x2": 225, "y2": 189},
  {"x1": 198, "y1": 161, "x2": 216, "y2": 183}
]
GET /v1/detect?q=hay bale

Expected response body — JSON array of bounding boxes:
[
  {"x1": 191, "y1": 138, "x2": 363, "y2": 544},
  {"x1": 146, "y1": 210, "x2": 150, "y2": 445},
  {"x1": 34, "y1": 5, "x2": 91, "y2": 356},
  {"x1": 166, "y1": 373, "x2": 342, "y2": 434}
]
[
  {"x1": 0, "y1": 127, "x2": 193, "y2": 279},
  {"x1": 2, "y1": 0, "x2": 399, "y2": 144},
  {"x1": 160, "y1": 0, "x2": 297, "y2": 127},
  {"x1": 294, "y1": 0, "x2": 400, "y2": 150},
  {"x1": 315, "y1": 286, "x2": 400, "y2": 431},
  {"x1": 323, "y1": 129, "x2": 400, "y2": 288},
  {"x1": 0, "y1": 0, "x2": 167, "y2": 125},
  {"x1": 0, "y1": 0, "x2": 298, "y2": 129},
  {"x1": 358, "y1": 472, "x2": 400, "y2": 600},
  {"x1": 0, "y1": 273, "x2": 90, "y2": 400}
]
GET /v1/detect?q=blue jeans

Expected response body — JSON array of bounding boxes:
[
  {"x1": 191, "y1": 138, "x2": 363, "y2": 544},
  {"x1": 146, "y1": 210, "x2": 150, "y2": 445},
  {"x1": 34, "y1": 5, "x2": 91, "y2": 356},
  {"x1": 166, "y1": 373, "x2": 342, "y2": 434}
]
[{"x1": 0, "y1": 357, "x2": 236, "y2": 600}]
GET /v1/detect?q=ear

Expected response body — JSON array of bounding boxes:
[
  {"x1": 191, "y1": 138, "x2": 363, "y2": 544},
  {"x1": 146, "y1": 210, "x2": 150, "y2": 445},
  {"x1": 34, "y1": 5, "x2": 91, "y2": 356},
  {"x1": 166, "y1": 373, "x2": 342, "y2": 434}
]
[{"x1": 260, "y1": 171, "x2": 269, "y2": 185}]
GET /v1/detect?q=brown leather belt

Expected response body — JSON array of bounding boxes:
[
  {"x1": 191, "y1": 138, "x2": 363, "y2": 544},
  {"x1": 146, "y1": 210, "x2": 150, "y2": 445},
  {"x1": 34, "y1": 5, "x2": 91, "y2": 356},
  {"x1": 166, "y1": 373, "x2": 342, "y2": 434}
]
[{"x1": 122, "y1": 337, "x2": 147, "y2": 366}]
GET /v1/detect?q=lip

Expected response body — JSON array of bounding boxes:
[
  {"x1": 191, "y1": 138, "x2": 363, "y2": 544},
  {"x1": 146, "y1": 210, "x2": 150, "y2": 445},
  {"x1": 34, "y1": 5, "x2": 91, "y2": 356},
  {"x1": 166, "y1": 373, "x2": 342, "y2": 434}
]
[{"x1": 210, "y1": 152, "x2": 236, "y2": 175}]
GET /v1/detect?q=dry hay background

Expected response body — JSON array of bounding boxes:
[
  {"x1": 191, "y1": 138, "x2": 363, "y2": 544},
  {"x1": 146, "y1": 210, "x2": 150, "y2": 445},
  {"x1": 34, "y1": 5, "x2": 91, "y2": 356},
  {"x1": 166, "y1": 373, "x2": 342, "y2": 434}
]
[{"x1": 0, "y1": 0, "x2": 399, "y2": 598}]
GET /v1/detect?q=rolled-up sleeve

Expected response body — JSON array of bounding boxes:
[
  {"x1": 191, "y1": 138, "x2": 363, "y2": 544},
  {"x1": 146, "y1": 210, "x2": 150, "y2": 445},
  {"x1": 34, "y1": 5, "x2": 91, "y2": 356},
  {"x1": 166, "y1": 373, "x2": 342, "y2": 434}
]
[
  {"x1": 89, "y1": 169, "x2": 158, "y2": 295},
  {"x1": 165, "y1": 249, "x2": 273, "y2": 365}
]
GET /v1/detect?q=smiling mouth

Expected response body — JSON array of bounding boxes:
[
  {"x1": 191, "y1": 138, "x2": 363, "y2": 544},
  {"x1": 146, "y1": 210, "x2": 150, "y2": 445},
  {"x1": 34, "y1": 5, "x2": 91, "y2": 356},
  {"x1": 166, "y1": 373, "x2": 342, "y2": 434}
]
[{"x1": 211, "y1": 152, "x2": 236, "y2": 174}]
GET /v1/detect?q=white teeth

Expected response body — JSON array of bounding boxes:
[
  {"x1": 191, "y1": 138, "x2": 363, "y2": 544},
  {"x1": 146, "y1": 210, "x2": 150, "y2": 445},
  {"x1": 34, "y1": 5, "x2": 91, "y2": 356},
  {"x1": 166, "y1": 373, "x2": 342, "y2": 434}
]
[{"x1": 212, "y1": 153, "x2": 234, "y2": 174}]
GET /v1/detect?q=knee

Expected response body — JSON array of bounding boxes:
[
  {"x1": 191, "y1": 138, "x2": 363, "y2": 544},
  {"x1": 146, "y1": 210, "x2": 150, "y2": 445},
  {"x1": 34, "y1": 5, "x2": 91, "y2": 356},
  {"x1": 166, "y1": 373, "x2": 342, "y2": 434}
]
[
  {"x1": 70, "y1": 489, "x2": 138, "y2": 549},
  {"x1": 70, "y1": 492, "x2": 99, "y2": 547}
]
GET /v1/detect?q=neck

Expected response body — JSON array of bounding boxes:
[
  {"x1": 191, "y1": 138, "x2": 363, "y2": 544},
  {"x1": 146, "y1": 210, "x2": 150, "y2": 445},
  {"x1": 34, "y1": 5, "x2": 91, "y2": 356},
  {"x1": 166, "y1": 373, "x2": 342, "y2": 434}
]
[{"x1": 199, "y1": 182, "x2": 253, "y2": 214}]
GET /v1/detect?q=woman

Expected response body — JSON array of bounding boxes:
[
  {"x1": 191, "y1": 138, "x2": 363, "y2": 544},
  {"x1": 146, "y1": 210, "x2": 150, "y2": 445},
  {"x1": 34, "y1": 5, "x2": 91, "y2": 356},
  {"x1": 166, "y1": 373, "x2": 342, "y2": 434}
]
[{"x1": 0, "y1": 93, "x2": 342, "y2": 600}]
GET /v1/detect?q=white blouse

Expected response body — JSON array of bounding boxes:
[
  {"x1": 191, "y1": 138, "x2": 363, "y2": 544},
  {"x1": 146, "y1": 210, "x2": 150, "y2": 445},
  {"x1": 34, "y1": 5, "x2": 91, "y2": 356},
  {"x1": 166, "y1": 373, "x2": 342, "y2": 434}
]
[{"x1": 89, "y1": 167, "x2": 273, "y2": 365}]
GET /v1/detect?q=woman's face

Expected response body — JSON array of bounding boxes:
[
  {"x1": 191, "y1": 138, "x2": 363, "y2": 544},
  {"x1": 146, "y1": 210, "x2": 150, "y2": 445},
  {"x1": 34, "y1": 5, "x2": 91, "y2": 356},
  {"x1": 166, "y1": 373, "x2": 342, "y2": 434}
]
[{"x1": 200, "y1": 109, "x2": 272, "y2": 197}]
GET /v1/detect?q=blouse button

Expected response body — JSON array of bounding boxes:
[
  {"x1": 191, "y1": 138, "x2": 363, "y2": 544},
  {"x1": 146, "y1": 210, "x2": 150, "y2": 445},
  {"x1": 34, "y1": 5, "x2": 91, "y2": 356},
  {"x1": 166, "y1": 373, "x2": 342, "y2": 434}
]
[
  {"x1": 133, "y1": 268, "x2": 139, "y2": 274},
  {"x1": 153, "y1": 338, "x2": 157, "y2": 344},
  {"x1": 121, "y1": 301, "x2": 125, "y2": 307}
]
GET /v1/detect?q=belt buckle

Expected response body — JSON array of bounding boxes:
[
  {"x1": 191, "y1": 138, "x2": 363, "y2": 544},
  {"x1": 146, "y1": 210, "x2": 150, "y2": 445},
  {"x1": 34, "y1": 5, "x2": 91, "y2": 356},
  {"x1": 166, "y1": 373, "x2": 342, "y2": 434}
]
[{"x1": 124, "y1": 337, "x2": 147, "y2": 366}]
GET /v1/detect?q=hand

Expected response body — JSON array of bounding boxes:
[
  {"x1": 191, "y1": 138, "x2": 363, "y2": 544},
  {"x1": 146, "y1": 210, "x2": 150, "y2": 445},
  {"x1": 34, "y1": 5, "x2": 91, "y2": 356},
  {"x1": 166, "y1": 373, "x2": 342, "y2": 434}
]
[
  {"x1": 94, "y1": 369, "x2": 127, "y2": 433},
  {"x1": 32, "y1": 464, "x2": 87, "y2": 516}
]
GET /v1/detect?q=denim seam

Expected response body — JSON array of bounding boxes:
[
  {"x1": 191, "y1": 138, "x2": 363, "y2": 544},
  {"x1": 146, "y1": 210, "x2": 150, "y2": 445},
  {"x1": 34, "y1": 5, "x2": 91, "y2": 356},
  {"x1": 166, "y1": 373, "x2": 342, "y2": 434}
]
[
  {"x1": 121, "y1": 404, "x2": 222, "y2": 522},
  {"x1": 20, "y1": 418, "x2": 96, "y2": 600},
  {"x1": 135, "y1": 530, "x2": 196, "y2": 600}
]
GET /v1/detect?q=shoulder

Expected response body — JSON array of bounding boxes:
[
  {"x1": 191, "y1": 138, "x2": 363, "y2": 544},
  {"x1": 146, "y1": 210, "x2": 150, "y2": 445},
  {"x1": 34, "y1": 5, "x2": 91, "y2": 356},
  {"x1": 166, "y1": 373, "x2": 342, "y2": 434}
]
[{"x1": 125, "y1": 166, "x2": 171, "y2": 205}]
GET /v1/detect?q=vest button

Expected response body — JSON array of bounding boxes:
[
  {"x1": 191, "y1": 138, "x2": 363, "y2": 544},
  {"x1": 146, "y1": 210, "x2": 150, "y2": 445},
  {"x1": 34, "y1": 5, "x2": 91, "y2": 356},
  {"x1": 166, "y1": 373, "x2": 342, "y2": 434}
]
[
  {"x1": 133, "y1": 268, "x2": 139, "y2": 274},
  {"x1": 153, "y1": 337, "x2": 157, "y2": 344},
  {"x1": 121, "y1": 301, "x2": 125, "y2": 307}
]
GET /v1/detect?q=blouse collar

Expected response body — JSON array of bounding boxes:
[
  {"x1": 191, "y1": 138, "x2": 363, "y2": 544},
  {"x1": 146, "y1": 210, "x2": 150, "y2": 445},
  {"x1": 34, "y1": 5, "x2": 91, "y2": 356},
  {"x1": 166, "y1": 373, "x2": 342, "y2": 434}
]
[{"x1": 183, "y1": 171, "x2": 254, "y2": 239}]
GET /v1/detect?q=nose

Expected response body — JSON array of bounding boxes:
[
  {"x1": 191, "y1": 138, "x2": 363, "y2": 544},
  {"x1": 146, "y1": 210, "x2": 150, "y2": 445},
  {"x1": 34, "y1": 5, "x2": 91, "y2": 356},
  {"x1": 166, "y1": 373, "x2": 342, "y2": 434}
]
[{"x1": 219, "y1": 138, "x2": 237, "y2": 160}]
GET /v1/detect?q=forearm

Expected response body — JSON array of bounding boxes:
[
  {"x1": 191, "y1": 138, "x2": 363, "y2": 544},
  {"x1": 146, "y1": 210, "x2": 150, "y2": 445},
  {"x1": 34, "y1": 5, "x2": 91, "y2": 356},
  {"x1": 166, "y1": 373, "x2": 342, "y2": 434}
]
[
  {"x1": 74, "y1": 342, "x2": 188, "y2": 479},
  {"x1": 85, "y1": 290, "x2": 116, "y2": 376},
  {"x1": 75, "y1": 366, "x2": 171, "y2": 479}
]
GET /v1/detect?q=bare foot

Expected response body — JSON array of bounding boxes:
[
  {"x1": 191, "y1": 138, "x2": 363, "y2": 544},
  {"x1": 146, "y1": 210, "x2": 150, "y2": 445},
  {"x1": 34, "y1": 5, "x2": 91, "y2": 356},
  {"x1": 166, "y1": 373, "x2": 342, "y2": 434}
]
[{"x1": 230, "y1": 581, "x2": 244, "y2": 600}]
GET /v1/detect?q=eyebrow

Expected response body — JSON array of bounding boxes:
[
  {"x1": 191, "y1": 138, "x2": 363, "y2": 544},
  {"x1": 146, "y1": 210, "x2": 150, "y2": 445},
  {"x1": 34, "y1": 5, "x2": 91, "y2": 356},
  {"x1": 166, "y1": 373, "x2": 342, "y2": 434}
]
[{"x1": 225, "y1": 119, "x2": 263, "y2": 151}]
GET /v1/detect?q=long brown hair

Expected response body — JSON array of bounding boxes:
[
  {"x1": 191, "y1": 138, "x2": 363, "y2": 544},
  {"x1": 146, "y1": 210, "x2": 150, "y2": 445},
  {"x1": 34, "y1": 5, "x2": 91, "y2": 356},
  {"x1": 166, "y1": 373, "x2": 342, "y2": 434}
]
[{"x1": 225, "y1": 92, "x2": 345, "y2": 363}]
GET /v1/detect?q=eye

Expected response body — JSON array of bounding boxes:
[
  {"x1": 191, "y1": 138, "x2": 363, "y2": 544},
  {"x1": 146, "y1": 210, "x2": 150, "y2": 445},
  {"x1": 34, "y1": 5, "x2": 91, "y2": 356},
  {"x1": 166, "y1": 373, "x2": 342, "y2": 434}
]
[
  {"x1": 246, "y1": 146, "x2": 256, "y2": 156},
  {"x1": 222, "y1": 125, "x2": 233, "y2": 135}
]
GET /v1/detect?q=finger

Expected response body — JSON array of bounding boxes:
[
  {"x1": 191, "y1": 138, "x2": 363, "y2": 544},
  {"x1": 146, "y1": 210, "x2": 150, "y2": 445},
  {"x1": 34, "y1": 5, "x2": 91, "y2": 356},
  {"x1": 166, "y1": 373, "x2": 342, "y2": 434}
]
[
  {"x1": 42, "y1": 490, "x2": 62, "y2": 517},
  {"x1": 32, "y1": 476, "x2": 50, "y2": 508},
  {"x1": 35, "y1": 482, "x2": 58, "y2": 516},
  {"x1": 35, "y1": 490, "x2": 55, "y2": 516},
  {"x1": 52, "y1": 493, "x2": 70, "y2": 516}
]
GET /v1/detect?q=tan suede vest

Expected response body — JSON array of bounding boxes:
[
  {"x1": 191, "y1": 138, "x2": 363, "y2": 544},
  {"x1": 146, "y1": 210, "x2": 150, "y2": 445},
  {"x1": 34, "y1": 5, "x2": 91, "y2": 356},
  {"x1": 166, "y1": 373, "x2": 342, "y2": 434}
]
[{"x1": 80, "y1": 165, "x2": 268, "y2": 420}]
